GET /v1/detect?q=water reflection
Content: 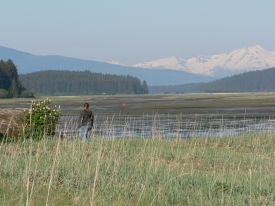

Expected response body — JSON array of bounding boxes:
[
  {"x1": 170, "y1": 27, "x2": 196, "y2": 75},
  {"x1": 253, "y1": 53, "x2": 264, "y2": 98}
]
[{"x1": 55, "y1": 113, "x2": 275, "y2": 138}]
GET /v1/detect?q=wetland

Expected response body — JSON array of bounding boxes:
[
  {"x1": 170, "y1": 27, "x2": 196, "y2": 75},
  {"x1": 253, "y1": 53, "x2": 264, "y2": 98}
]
[
  {"x1": 1, "y1": 92, "x2": 275, "y2": 138},
  {"x1": 2, "y1": 93, "x2": 275, "y2": 205}
]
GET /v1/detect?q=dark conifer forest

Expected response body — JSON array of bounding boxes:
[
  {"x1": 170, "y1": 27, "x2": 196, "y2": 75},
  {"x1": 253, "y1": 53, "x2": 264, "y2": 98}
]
[
  {"x1": 0, "y1": 59, "x2": 31, "y2": 98},
  {"x1": 149, "y1": 67, "x2": 275, "y2": 93},
  {"x1": 19, "y1": 70, "x2": 149, "y2": 95}
]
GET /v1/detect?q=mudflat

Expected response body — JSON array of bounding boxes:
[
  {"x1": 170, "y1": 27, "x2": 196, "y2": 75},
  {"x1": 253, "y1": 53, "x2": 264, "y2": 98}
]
[{"x1": 1, "y1": 93, "x2": 275, "y2": 118}]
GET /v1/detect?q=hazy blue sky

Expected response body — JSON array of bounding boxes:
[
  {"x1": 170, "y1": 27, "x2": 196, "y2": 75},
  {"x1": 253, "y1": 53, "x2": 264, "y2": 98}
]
[{"x1": 1, "y1": 1, "x2": 275, "y2": 64}]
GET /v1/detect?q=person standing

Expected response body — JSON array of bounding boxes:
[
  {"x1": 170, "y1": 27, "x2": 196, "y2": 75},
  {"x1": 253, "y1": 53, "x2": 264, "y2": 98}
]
[{"x1": 78, "y1": 103, "x2": 94, "y2": 141}]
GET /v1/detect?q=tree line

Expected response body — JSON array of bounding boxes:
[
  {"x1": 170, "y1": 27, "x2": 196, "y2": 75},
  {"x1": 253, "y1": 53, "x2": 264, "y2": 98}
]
[
  {"x1": 19, "y1": 70, "x2": 149, "y2": 95},
  {"x1": 149, "y1": 67, "x2": 275, "y2": 93},
  {"x1": 0, "y1": 59, "x2": 31, "y2": 98}
]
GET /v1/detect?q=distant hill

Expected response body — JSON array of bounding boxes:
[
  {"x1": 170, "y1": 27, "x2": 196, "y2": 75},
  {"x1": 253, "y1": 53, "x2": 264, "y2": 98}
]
[
  {"x1": 0, "y1": 46, "x2": 215, "y2": 86},
  {"x1": 19, "y1": 70, "x2": 148, "y2": 95},
  {"x1": 149, "y1": 67, "x2": 275, "y2": 93}
]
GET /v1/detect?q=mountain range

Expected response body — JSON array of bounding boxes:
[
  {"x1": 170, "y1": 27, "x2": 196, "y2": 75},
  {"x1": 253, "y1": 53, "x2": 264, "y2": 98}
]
[
  {"x1": 0, "y1": 46, "x2": 214, "y2": 86},
  {"x1": 1, "y1": 45, "x2": 275, "y2": 86},
  {"x1": 132, "y1": 45, "x2": 275, "y2": 77}
]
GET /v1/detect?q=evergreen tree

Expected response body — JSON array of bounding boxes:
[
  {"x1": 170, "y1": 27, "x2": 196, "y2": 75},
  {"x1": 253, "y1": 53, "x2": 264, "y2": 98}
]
[
  {"x1": 141, "y1": 80, "x2": 149, "y2": 94},
  {"x1": 10, "y1": 79, "x2": 19, "y2": 98},
  {"x1": 0, "y1": 59, "x2": 30, "y2": 98}
]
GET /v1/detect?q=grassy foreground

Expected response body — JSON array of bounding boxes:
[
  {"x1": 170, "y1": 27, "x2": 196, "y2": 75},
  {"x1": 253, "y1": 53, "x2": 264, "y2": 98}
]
[{"x1": 1, "y1": 134, "x2": 275, "y2": 205}]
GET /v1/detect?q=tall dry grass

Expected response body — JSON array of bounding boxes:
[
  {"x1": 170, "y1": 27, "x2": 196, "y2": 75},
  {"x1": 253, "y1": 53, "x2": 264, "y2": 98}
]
[
  {"x1": 0, "y1": 108, "x2": 26, "y2": 138},
  {"x1": 1, "y1": 132, "x2": 275, "y2": 205}
]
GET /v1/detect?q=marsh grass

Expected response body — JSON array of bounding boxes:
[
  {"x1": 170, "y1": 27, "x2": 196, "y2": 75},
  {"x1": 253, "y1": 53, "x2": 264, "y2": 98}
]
[{"x1": 1, "y1": 132, "x2": 275, "y2": 205}]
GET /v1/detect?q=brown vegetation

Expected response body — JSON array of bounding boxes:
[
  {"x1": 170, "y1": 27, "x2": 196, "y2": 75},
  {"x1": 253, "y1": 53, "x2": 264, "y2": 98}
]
[{"x1": 0, "y1": 108, "x2": 26, "y2": 138}]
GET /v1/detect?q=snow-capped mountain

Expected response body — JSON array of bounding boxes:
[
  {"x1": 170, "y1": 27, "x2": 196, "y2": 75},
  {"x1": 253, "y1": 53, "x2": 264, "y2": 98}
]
[
  {"x1": 107, "y1": 60, "x2": 126, "y2": 66},
  {"x1": 132, "y1": 45, "x2": 275, "y2": 77}
]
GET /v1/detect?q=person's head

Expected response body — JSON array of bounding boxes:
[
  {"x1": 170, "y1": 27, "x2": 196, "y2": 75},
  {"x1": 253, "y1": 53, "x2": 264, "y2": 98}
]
[{"x1": 84, "y1": 103, "x2": 89, "y2": 111}]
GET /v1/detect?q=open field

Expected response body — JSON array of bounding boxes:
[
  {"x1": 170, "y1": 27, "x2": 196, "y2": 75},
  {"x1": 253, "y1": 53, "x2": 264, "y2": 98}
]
[{"x1": 1, "y1": 133, "x2": 275, "y2": 205}]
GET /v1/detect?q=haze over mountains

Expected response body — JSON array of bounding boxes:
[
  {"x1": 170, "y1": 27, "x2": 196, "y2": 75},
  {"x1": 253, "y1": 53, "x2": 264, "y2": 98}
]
[
  {"x1": 1, "y1": 45, "x2": 275, "y2": 86},
  {"x1": 132, "y1": 45, "x2": 275, "y2": 77},
  {"x1": 0, "y1": 46, "x2": 214, "y2": 86}
]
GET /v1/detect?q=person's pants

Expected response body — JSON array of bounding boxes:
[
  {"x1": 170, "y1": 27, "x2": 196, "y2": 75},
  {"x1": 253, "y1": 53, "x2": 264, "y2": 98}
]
[{"x1": 80, "y1": 125, "x2": 92, "y2": 141}]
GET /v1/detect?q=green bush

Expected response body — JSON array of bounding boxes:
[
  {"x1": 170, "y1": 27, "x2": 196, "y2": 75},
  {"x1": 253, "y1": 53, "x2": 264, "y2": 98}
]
[
  {"x1": 0, "y1": 89, "x2": 9, "y2": 98},
  {"x1": 20, "y1": 89, "x2": 33, "y2": 98},
  {"x1": 24, "y1": 98, "x2": 61, "y2": 139}
]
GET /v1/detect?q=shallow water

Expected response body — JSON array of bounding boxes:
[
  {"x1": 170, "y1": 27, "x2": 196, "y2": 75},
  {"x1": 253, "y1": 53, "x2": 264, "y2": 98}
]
[{"x1": 55, "y1": 113, "x2": 275, "y2": 138}]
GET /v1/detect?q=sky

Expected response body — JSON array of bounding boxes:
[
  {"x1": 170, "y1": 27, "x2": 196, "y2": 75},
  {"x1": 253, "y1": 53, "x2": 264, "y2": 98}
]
[{"x1": 1, "y1": 1, "x2": 275, "y2": 65}]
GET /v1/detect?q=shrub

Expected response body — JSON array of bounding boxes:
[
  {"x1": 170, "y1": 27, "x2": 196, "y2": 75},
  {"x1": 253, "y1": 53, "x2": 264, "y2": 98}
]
[
  {"x1": 20, "y1": 89, "x2": 33, "y2": 98},
  {"x1": 24, "y1": 98, "x2": 61, "y2": 139},
  {"x1": 0, "y1": 89, "x2": 9, "y2": 98}
]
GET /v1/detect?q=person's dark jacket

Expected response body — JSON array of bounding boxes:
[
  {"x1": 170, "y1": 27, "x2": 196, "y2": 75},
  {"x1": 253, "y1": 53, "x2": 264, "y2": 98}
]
[{"x1": 78, "y1": 110, "x2": 93, "y2": 128}]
